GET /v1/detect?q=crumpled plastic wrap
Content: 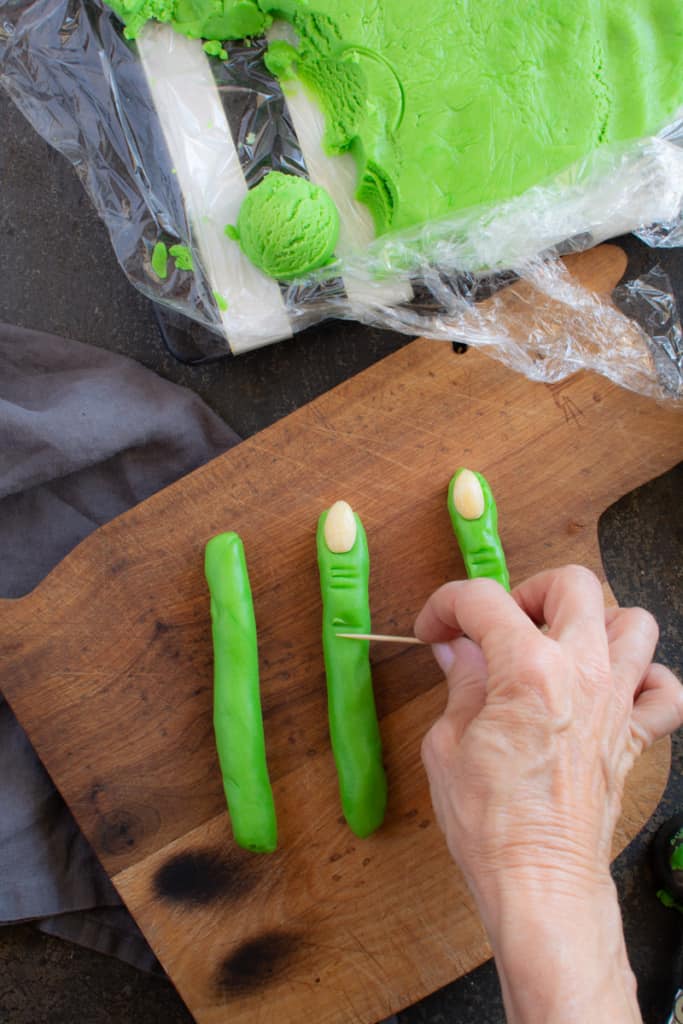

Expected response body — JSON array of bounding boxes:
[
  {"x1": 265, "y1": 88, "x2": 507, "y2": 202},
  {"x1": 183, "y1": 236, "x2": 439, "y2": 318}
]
[
  {"x1": 1, "y1": 0, "x2": 683, "y2": 399},
  {"x1": 665, "y1": 990, "x2": 683, "y2": 1024}
]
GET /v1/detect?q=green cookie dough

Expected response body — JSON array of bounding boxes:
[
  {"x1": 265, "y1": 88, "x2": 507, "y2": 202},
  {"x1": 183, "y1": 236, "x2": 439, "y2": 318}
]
[
  {"x1": 263, "y1": 38, "x2": 298, "y2": 82},
  {"x1": 108, "y1": 0, "x2": 270, "y2": 43},
  {"x1": 109, "y1": 0, "x2": 683, "y2": 238},
  {"x1": 203, "y1": 38, "x2": 228, "y2": 59},
  {"x1": 151, "y1": 240, "x2": 168, "y2": 279},
  {"x1": 169, "y1": 244, "x2": 194, "y2": 271},
  {"x1": 256, "y1": 0, "x2": 683, "y2": 234},
  {"x1": 657, "y1": 888, "x2": 683, "y2": 914},
  {"x1": 672, "y1": 840, "x2": 683, "y2": 873},
  {"x1": 228, "y1": 172, "x2": 340, "y2": 280}
]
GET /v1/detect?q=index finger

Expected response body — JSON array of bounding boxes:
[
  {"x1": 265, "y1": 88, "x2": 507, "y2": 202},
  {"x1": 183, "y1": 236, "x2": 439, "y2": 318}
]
[{"x1": 414, "y1": 577, "x2": 539, "y2": 652}]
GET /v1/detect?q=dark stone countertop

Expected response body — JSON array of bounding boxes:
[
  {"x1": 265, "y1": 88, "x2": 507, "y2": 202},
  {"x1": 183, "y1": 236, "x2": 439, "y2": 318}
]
[{"x1": 1, "y1": 87, "x2": 681, "y2": 1024}]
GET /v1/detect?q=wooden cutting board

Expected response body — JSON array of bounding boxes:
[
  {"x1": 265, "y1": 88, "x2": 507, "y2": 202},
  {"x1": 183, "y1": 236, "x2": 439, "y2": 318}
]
[{"x1": 1, "y1": 245, "x2": 681, "y2": 1024}]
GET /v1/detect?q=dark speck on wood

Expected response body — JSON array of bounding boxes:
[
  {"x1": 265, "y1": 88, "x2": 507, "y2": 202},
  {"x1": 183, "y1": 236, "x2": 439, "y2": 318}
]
[
  {"x1": 97, "y1": 809, "x2": 143, "y2": 855},
  {"x1": 89, "y1": 782, "x2": 106, "y2": 804}
]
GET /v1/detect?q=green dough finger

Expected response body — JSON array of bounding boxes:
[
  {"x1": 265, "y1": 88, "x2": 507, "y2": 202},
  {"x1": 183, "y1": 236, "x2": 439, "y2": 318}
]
[
  {"x1": 205, "y1": 532, "x2": 277, "y2": 853},
  {"x1": 447, "y1": 469, "x2": 510, "y2": 591},
  {"x1": 317, "y1": 501, "x2": 387, "y2": 838}
]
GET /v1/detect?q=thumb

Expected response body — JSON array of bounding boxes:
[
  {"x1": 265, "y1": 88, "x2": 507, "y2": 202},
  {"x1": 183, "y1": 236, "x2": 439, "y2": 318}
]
[{"x1": 438, "y1": 637, "x2": 489, "y2": 742}]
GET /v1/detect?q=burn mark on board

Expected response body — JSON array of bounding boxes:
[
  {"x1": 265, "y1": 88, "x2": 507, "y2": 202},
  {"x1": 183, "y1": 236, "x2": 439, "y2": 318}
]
[
  {"x1": 215, "y1": 931, "x2": 302, "y2": 997},
  {"x1": 153, "y1": 849, "x2": 258, "y2": 906}
]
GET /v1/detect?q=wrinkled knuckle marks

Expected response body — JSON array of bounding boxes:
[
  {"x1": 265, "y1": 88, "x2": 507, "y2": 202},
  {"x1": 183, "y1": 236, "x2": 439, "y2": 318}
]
[
  {"x1": 580, "y1": 652, "x2": 612, "y2": 690},
  {"x1": 518, "y1": 643, "x2": 561, "y2": 690},
  {"x1": 629, "y1": 719, "x2": 650, "y2": 755}
]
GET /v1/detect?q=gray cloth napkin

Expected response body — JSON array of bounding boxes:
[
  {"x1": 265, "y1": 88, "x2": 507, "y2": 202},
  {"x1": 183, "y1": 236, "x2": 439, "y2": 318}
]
[{"x1": 0, "y1": 322, "x2": 239, "y2": 971}]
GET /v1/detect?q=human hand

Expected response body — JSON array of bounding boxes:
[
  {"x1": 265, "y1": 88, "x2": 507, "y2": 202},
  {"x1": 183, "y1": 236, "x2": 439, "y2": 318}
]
[{"x1": 415, "y1": 565, "x2": 683, "y2": 1024}]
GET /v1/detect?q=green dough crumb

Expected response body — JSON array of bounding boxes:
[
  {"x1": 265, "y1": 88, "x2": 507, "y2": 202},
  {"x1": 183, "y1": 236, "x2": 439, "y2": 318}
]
[
  {"x1": 232, "y1": 172, "x2": 339, "y2": 281},
  {"x1": 264, "y1": 39, "x2": 299, "y2": 82},
  {"x1": 169, "y1": 244, "x2": 194, "y2": 271},
  {"x1": 225, "y1": 224, "x2": 240, "y2": 241},
  {"x1": 203, "y1": 40, "x2": 228, "y2": 61},
  {"x1": 657, "y1": 888, "x2": 683, "y2": 914},
  {"x1": 213, "y1": 290, "x2": 229, "y2": 311},
  {"x1": 151, "y1": 241, "x2": 168, "y2": 279},
  {"x1": 669, "y1": 831, "x2": 683, "y2": 872}
]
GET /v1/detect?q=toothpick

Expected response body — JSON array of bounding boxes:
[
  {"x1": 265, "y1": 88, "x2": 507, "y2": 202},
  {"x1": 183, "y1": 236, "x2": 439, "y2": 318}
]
[{"x1": 335, "y1": 632, "x2": 425, "y2": 645}]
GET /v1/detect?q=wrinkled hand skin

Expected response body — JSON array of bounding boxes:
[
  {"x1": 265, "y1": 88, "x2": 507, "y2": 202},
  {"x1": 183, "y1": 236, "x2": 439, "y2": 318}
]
[{"x1": 415, "y1": 566, "x2": 683, "y2": 1024}]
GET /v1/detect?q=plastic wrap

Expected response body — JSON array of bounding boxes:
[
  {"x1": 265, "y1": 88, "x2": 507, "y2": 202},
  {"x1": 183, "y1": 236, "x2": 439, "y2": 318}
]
[
  {"x1": 1, "y1": 0, "x2": 683, "y2": 398},
  {"x1": 666, "y1": 990, "x2": 683, "y2": 1024}
]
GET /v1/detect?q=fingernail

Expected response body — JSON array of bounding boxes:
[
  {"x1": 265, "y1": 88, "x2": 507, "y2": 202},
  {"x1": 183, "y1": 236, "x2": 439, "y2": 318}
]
[{"x1": 432, "y1": 642, "x2": 456, "y2": 674}]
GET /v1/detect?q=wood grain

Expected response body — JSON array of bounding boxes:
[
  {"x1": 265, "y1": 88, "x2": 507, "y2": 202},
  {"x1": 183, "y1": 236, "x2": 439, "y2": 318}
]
[{"x1": 0, "y1": 244, "x2": 680, "y2": 1024}]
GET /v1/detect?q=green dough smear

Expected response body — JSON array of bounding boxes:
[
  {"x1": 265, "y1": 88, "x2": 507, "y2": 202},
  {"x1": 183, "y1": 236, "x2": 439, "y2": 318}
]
[
  {"x1": 110, "y1": 0, "x2": 683, "y2": 238},
  {"x1": 228, "y1": 171, "x2": 340, "y2": 279}
]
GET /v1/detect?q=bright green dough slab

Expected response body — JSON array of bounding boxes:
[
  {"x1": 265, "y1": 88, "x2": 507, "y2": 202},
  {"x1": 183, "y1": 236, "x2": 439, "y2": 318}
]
[
  {"x1": 260, "y1": 0, "x2": 683, "y2": 233},
  {"x1": 108, "y1": 0, "x2": 683, "y2": 236}
]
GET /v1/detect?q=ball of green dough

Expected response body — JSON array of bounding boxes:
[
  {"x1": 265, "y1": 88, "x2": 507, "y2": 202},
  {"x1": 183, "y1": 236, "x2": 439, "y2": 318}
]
[{"x1": 233, "y1": 172, "x2": 340, "y2": 281}]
